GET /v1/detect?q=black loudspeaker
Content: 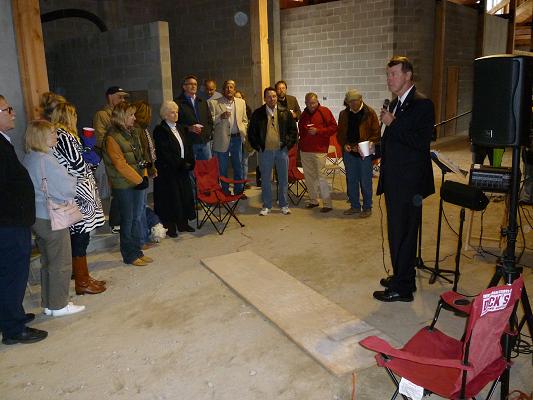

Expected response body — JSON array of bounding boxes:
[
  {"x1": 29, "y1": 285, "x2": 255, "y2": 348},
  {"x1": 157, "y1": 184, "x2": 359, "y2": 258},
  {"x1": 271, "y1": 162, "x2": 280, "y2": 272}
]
[
  {"x1": 441, "y1": 181, "x2": 489, "y2": 211},
  {"x1": 470, "y1": 55, "x2": 532, "y2": 147}
]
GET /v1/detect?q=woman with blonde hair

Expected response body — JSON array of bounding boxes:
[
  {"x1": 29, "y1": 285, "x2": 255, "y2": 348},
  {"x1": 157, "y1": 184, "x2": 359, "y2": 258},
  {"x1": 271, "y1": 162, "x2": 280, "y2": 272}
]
[
  {"x1": 22, "y1": 120, "x2": 85, "y2": 316},
  {"x1": 103, "y1": 102, "x2": 152, "y2": 266},
  {"x1": 51, "y1": 102, "x2": 106, "y2": 294}
]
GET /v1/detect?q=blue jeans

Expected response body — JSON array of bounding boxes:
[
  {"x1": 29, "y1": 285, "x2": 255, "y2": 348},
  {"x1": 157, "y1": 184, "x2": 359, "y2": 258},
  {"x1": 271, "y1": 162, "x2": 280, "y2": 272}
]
[
  {"x1": 192, "y1": 142, "x2": 212, "y2": 161},
  {"x1": 113, "y1": 188, "x2": 144, "y2": 264},
  {"x1": 259, "y1": 148, "x2": 289, "y2": 209},
  {"x1": 214, "y1": 136, "x2": 244, "y2": 194},
  {"x1": 140, "y1": 188, "x2": 149, "y2": 244},
  {"x1": 343, "y1": 152, "x2": 373, "y2": 210},
  {"x1": 242, "y1": 148, "x2": 249, "y2": 182}
]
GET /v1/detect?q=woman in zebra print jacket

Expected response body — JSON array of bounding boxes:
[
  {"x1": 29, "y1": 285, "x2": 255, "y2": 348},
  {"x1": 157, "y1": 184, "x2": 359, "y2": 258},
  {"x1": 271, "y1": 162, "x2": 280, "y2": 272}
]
[{"x1": 51, "y1": 102, "x2": 106, "y2": 295}]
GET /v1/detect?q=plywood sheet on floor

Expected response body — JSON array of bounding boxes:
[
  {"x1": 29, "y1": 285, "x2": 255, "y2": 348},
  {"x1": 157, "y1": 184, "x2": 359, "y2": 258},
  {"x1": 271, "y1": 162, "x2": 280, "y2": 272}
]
[{"x1": 202, "y1": 250, "x2": 392, "y2": 376}]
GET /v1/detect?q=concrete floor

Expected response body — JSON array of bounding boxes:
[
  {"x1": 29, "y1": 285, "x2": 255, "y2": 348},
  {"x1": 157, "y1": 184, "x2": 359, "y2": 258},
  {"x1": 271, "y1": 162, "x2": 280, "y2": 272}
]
[{"x1": 1, "y1": 136, "x2": 532, "y2": 400}]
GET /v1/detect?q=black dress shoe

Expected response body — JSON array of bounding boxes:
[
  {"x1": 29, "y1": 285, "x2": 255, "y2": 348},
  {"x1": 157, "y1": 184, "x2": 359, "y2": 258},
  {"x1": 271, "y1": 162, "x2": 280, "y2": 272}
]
[
  {"x1": 24, "y1": 313, "x2": 35, "y2": 324},
  {"x1": 166, "y1": 231, "x2": 178, "y2": 238},
  {"x1": 373, "y1": 289, "x2": 414, "y2": 303},
  {"x1": 380, "y1": 276, "x2": 393, "y2": 288},
  {"x1": 178, "y1": 224, "x2": 195, "y2": 233},
  {"x1": 2, "y1": 327, "x2": 48, "y2": 345},
  {"x1": 379, "y1": 276, "x2": 417, "y2": 292}
]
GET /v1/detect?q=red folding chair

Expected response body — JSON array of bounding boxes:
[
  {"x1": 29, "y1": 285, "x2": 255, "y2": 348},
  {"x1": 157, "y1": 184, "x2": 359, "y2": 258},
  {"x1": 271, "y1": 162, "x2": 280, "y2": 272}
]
[
  {"x1": 360, "y1": 277, "x2": 524, "y2": 400},
  {"x1": 287, "y1": 144, "x2": 308, "y2": 205},
  {"x1": 193, "y1": 158, "x2": 246, "y2": 235}
]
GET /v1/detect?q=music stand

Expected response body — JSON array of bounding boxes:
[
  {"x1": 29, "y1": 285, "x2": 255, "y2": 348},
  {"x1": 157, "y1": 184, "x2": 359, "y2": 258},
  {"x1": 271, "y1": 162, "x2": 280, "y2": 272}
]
[{"x1": 416, "y1": 151, "x2": 467, "y2": 284}]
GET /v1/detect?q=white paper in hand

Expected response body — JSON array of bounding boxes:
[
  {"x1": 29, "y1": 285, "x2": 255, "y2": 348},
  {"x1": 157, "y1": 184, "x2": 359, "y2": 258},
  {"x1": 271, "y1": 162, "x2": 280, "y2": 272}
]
[{"x1": 399, "y1": 377, "x2": 424, "y2": 400}]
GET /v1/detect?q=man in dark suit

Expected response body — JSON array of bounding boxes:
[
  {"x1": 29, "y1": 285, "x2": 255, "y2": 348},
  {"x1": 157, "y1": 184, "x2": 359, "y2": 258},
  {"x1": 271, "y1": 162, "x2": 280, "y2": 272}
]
[
  {"x1": 0, "y1": 94, "x2": 47, "y2": 344},
  {"x1": 374, "y1": 57, "x2": 435, "y2": 302},
  {"x1": 248, "y1": 87, "x2": 298, "y2": 216},
  {"x1": 175, "y1": 75, "x2": 214, "y2": 161}
]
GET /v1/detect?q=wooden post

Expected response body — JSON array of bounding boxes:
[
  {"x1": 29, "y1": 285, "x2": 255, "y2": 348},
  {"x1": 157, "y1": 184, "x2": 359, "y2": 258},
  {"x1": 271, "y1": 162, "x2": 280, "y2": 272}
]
[
  {"x1": 250, "y1": 0, "x2": 270, "y2": 111},
  {"x1": 11, "y1": 0, "x2": 49, "y2": 120},
  {"x1": 506, "y1": 0, "x2": 516, "y2": 53},
  {"x1": 431, "y1": 0, "x2": 446, "y2": 138},
  {"x1": 476, "y1": 0, "x2": 486, "y2": 58}
]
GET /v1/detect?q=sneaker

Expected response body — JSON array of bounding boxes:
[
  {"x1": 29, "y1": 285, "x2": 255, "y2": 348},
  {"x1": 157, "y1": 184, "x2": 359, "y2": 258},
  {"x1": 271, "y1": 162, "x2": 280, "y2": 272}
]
[
  {"x1": 343, "y1": 207, "x2": 361, "y2": 215},
  {"x1": 359, "y1": 209, "x2": 372, "y2": 218},
  {"x1": 44, "y1": 302, "x2": 85, "y2": 317},
  {"x1": 305, "y1": 202, "x2": 319, "y2": 209},
  {"x1": 110, "y1": 226, "x2": 120, "y2": 234},
  {"x1": 320, "y1": 207, "x2": 333, "y2": 213},
  {"x1": 281, "y1": 206, "x2": 291, "y2": 215},
  {"x1": 259, "y1": 208, "x2": 271, "y2": 216}
]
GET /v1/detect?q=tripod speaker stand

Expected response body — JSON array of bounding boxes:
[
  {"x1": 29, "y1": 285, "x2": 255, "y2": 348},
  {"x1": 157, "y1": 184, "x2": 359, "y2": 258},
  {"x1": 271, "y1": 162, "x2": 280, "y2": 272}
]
[{"x1": 484, "y1": 146, "x2": 533, "y2": 400}]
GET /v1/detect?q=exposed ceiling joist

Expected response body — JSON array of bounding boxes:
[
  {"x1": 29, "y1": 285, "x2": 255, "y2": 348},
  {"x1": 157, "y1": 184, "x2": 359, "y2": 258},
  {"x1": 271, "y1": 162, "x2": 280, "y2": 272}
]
[{"x1": 516, "y1": 0, "x2": 532, "y2": 23}]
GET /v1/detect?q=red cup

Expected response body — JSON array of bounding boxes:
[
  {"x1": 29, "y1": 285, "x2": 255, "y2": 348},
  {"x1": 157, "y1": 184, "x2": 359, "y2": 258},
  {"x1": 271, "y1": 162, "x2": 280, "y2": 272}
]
[{"x1": 82, "y1": 127, "x2": 95, "y2": 137}]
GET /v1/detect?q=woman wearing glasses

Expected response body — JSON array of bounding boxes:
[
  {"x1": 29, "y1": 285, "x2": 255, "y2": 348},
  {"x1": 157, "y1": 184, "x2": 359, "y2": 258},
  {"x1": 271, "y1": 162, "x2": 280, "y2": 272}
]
[{"x1": 103, "y1": 102, "x2": 152, "y2": 267}]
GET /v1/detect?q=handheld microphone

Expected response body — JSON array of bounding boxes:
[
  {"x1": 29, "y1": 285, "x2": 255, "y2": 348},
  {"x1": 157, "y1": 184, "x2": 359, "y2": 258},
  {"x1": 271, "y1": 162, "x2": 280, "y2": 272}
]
[{"x1": 380, "y1": 99, "x2": 390, "y2": 130}]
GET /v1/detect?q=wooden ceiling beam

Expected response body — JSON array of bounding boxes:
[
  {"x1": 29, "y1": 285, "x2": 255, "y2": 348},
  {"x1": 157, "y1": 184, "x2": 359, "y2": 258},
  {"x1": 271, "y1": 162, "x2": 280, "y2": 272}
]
[{"x1": 515, "y1": 0, "x2": 532, "y2": 23}]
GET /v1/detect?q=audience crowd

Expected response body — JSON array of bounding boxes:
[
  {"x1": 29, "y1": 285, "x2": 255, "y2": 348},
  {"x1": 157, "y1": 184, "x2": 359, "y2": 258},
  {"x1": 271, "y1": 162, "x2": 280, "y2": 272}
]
[{"x1": 0, "y1": 71, "x2": 384, "y2": 344}]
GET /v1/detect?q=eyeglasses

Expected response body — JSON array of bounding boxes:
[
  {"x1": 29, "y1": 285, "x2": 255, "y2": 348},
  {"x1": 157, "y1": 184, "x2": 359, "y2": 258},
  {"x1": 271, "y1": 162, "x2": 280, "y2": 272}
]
[{"x1": 0, "y1": 106, "x2": 13, "y2": 114}]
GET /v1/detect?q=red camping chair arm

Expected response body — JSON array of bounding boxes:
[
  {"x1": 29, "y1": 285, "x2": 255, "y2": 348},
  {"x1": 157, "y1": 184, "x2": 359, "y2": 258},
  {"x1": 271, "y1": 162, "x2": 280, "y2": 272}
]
[
  {"x1": 359, "y1": 336, "x2": 474, "y2": 371},
  {"x1": 219, "y1": 176, "x2": 249, "y2": 184}
]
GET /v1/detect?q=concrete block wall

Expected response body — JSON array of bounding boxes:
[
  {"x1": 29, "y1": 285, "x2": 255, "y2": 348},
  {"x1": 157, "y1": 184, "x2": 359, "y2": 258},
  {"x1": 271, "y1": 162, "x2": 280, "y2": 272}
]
[
  {"x1": 168, "y1": 0, "x2": 253, "y2": 104},
  {"x1": 280, "y1": 0, "x2": 395, "y2": 119},
  {"x1": 444, "y1": 2, "x2": 478, "y2": 133},
  {"x1": 45, "y1": 21, "x2": 172, "y2": 130},
  {"x1": 392, "y1": 0, "x2": 435, "y2": 97},
  {"x1": 40, "y1": 0, "x2": 169, "y2": 45},
  {"x1": 0, "y1": 0, "x2": 27, "y2": 158}
]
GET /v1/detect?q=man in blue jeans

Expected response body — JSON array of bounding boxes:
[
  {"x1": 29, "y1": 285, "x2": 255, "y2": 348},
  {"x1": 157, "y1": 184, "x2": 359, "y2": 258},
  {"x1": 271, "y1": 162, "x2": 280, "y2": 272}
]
[
  {"x1": 248, "y1": 87, "x2": 298, "y2": 216},
  {"x1": 209, "y1": 80, "x2": 248, "y2": 195}
]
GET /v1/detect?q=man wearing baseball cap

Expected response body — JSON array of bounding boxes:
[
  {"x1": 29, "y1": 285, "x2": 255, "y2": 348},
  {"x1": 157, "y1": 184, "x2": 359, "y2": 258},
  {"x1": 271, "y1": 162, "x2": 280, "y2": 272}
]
[
  {"x1": 93, "y1": 86, "x2": 128, "y2": 153},
  {"x1": 93, "y1": 86, "x2": 128, "y2": 232}
]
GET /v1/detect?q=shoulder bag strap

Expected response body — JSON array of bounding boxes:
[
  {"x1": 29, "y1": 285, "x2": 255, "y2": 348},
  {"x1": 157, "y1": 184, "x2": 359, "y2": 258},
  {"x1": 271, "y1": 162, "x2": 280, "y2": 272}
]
[{"x1": 40, "y1": 157, "x2": 50, "y2": 200}]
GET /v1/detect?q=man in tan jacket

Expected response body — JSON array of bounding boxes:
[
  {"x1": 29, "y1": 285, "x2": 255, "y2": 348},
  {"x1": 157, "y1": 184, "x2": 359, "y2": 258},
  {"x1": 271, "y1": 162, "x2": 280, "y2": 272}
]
[
  {"x1": 209, "y1": 80, "x2": 248, "y2": 195},
  {"x1": 92, "y1": 86, "x2": 128, "y2": 230},
  {"x1": 93, "y1": 86, "x2": 128, "y2": 154}
]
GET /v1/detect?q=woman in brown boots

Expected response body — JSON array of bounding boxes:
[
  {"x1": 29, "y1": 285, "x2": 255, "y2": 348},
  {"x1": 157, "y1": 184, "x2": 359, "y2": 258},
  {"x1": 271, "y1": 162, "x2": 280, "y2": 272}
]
[{"x1": 51, "y1": 102, "x2": 107, "y2": 295}]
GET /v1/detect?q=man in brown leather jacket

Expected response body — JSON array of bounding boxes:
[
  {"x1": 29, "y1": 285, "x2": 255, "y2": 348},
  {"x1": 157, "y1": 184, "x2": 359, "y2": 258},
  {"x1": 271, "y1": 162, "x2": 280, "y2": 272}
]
[{"x1": 336, "y1": 90, "x2": 380, "y2": 217}]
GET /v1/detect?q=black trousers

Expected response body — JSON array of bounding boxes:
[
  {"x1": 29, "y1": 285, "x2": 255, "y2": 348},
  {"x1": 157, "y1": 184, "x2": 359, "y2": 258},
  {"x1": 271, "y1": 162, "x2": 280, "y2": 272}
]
[
  {"x1": 0, "y1": 227, "x2": 31, "y2": 337},
  {"x1": 385, "y1": 193, "x2": 421, "y2": 296},
  {"x1": 70, "y1": 231, "x2": 90, "y2": 257}
]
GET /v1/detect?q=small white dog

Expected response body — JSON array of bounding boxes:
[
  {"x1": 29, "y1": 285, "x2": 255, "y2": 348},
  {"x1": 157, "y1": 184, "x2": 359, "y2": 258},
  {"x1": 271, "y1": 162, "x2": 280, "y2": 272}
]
[{"x1": 150, "y1": 223, "x2": 167, "y2": 243}]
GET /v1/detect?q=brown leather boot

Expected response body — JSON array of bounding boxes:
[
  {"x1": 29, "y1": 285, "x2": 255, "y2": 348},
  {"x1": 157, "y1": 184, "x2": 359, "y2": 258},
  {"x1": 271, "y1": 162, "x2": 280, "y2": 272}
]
[
  {"x1": 72, "y1": 256, "x2": 106, "y2": 295},
  {"x1": 79, "y1": 255, "x2": 107, "y2": 286}
]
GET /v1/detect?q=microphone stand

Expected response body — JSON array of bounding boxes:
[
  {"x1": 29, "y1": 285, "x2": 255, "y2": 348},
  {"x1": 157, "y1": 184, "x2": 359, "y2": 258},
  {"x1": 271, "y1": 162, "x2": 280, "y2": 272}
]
[{"x1": 416, "y1": 111, "x2": 471, "y2": 284}]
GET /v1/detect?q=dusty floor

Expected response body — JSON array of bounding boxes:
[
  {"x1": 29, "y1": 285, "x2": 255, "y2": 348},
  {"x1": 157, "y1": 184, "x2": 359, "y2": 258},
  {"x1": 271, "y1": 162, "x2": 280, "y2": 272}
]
[{"x1": 1, "y1": 136, "x2": 532, "y2": 400}]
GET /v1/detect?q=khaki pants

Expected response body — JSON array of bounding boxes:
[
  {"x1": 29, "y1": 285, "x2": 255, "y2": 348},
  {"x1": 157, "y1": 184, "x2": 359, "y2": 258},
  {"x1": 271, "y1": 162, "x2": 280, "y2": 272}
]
[
  {"x1": 300, "y1": 151, "x2": 331, "y2": 207},
  {"x1": 32, "y1": 218, "x2": 72, "y2": 310}
]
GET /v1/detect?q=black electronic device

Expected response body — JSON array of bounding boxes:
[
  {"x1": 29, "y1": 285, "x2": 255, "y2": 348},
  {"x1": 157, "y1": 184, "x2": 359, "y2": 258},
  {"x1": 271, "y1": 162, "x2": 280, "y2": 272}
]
[
  {"x1": 440, "y1": 180, "x2": 489, "y2": 211},
  {"x1": 469, "y1": 165, "x2": 513, "y2": 193},
  {"x1": 470, "y1": 55, "x2": 532, "y2": 147}
]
